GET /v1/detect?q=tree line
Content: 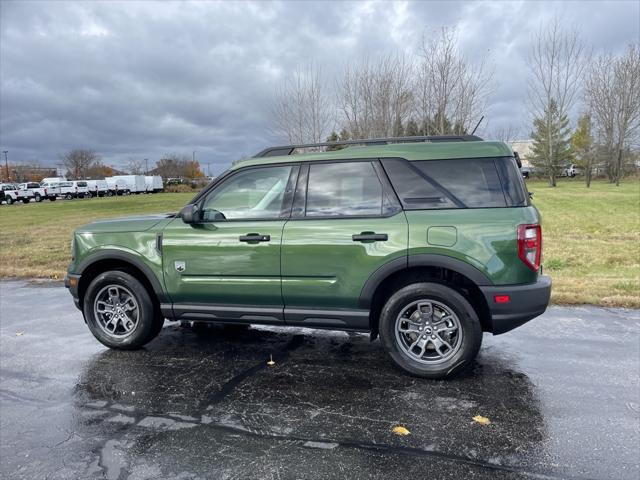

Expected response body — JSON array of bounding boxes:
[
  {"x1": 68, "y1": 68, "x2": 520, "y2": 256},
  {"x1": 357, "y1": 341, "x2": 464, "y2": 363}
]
[
  {"x1": 61, "y1": 150, "x2": 205, "y2": 180},
  {"x1": 271, "y1": 23, "x2": 640, "y2": 187}
]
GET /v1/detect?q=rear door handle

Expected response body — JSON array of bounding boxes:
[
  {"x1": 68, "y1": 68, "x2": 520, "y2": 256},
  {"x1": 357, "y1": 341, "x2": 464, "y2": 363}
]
[
  {"x1": 239, "y1": 234, "x2": 271, "y2": 242},
  {"x1": 352, "y1": 233, "x2": 388, "y2": 242}
]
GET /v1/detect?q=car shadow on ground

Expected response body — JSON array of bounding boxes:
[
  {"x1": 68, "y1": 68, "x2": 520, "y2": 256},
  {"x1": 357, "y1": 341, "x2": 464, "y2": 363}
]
[{"x1": 69, "y1": 323, "x2": 554, "y2": 479}]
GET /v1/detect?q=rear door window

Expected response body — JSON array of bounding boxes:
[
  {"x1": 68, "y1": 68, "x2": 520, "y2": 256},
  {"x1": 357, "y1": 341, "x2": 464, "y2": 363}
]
[
  {"x1": 305, "y1": 161, "x2": 393, "y2": 217},
  {"x1": 382, "y1": 157, "x2": 526, "y2": 209}
]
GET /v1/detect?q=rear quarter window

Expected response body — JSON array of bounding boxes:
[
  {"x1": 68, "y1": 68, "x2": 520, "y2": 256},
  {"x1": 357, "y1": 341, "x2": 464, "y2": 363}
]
[{"x1": 382, "y1": 157, "x2": 528, "y2": 209}]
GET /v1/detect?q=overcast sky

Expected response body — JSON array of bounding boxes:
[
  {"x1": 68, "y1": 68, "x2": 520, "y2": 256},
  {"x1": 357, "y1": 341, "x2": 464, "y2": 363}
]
[{"x1": 1, "y1": 0, "x2": 638, "y2": 174}]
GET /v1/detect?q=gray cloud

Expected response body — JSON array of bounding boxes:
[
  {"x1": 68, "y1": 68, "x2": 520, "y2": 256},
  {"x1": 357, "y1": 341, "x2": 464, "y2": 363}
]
[{"x1": 0, "y1": 0, "x2": 638, "y2": 174}]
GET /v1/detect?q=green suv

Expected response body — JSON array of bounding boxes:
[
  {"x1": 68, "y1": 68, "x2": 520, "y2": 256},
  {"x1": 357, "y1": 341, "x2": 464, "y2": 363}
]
[{"x1": 65, "y1": 136, "x2": 551, "y2": 379}]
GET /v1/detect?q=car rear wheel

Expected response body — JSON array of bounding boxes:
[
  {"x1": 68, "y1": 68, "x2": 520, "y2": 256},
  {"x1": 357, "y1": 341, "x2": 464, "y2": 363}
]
[
  {"x1": 379, "y1": 282, "x2": 482, "y2": 379},
  {"x1": 6, "y1": 197, "x2": 13, "y2": 205},
  {"x1": 83, "y1": 270, "x2": 162, "y2": 349},
  {"x1": 65, "y1": 193, "x2": 73, "y2": 200},
  {"x1": 34, "y1": 194, "x2": 42, "y2": 202}
]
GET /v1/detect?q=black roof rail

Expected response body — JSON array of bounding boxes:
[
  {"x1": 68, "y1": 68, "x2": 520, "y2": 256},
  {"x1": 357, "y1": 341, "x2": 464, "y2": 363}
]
[{"x1": 253, "y1": 135, "x2": 484, "y2": 158}]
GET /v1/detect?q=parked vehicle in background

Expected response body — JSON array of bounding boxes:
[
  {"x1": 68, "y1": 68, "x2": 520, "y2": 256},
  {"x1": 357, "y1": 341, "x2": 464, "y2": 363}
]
[
  {"x1": 105, "y1": 177, "x2": 130, "y2": 196},
  {"x1": 145, "y1": 175, "x2": 164, "y2": 193},
  {"x1": 111, "y1": 175, "x2": 146, "y2": 194},
  {"x1": 40, "y1": 180, "x2": 63, "y2": 199},
  {"x1": 41, "y1": 177, "x2": 67, "y2": 185},
  {"x1": 70, "y1": 181, "x2": 89, "y2": 199},
  {"x1": 1, "y1": 183, "x2": 34, "y2": 204},
  {"x1": 19, "y1": 182, "x2": 55, "y2": 202},
  {"x1": 65, "y1": 135, "x2": 551, "y2": 380},
  {"x1": 562, "y1": 164, "x2": 581, "y2": 177},
  {"x1": 58, "y1": 181, "x2": 79, "y2": 200},
  {"x1": 85, "y1": 180, "x2": 110, "y2": 197}
]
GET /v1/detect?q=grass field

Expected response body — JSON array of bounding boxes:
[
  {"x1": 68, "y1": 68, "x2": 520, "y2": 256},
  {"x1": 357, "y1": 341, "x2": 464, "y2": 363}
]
[{"x1": 1, "y1": 180, "x2": 638, "y2": 307}]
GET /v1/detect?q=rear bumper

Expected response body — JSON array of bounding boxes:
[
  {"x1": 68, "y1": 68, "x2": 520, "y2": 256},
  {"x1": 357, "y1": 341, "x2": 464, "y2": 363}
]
[
  {"x1": 65, "y1": 274, "x2": 82, "y2": 310},
  {"x1": 480, "y1": 275, "x2": 552, "y2": 335}
]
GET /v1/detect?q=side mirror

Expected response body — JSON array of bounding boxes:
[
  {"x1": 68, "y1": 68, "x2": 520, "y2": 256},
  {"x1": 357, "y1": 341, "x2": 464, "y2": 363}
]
[{"x1": 180, "y1": 204, "x2": 199, "y2": 224}]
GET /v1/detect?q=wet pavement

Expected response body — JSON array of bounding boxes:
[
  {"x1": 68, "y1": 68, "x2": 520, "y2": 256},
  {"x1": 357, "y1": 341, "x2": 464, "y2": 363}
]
[{"x1": 0, "y1": 279, "x2": 638, "y2": 480}]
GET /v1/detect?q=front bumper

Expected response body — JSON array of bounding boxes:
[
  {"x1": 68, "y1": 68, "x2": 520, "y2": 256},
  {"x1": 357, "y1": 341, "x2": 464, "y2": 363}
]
[
  {"x1": 480, "y1": 275, "x2": 552, "y2": 335},
  {"x1": 65, "y1": 274, "x2": 82, "y2": 310}
]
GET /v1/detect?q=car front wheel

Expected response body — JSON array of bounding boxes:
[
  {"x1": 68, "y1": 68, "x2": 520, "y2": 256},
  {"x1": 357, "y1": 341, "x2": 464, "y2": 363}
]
[
  {"x1": 379, "y1": 282, "x2": 482, "y2": 379},
  {"x1": 83, "y1": 270, "x2": 161, "y2": 349}
]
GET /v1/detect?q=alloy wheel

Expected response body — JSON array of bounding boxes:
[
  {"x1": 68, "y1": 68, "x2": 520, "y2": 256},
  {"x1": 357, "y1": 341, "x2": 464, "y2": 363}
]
[{"x1": 394, "y1": 300, "x2": 463, "y2": 364}]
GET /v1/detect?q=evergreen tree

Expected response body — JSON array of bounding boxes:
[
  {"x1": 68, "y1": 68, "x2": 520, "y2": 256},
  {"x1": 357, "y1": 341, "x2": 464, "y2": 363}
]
[
  {"x1": 325, "y1": 131, "x2": 340, "y2": 151},
  {"x1": 570, "y1": 114, "x2": 594, "y2": 187},
  {"x1": 530, "y1": 99, "x2": 572, "y2": 187},
  {"x1": 404, "y1": 118, "x2": 420, "y2": 137}
]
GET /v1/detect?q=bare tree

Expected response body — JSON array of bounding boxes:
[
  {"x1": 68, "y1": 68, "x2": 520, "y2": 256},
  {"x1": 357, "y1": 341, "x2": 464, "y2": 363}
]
[
  {"x1": 489, "y1": 125, "x2": 522, "y2": 143},
  {"x1": 126, "y1": 158, "x2": 146, "y2": 175},
  {"x1": 62, "y1": 149, "x2": 101, "y2": 179},
  {"x1": 337, "y1": 54, "x2": 414, "y2": 139},
  {"x1": 415, "y1": 27, "x2": 493, "y2": 136},
  {"x1": 527, "y1": 20, "x2": 586, "y2": 186},
  {"x1": 271, "y1": 64, "x2": 332, "y2": 144},
  {"x1": 585, "y1": 45, "x2": 640, "y2": 185}
]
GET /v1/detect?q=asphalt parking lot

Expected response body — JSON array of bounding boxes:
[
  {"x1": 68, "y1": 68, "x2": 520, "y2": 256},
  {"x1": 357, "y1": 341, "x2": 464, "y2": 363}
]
[{"x1": 0, "y1": 280, "x2": 638, "y2": 480}]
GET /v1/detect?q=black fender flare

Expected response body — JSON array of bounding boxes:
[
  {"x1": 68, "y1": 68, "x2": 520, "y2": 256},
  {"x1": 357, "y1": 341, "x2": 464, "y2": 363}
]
[
  {"x1": 358, "y1": 254, "x2": 493, "y2": 309},
  {"x1": 76, "y1": 249, "x2": 167, "y2": 303}
]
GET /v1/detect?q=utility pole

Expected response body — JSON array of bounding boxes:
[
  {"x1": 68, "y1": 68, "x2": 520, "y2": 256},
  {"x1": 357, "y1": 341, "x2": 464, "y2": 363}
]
[
  {"x1": 3, "y1": 151, "x2": 8, "y2": 181},
  {"x1": 144, "y1": 158, "x2": 148, "y2": 175},
  {"x1": 192, "y1": 151, "x2": 196, "y2": 163}
]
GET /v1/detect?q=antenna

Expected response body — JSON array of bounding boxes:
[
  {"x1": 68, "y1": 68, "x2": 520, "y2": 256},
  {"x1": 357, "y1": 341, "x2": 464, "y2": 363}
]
[{"x1": 471, "y1": 115, "x2": 485, "y2": 135}]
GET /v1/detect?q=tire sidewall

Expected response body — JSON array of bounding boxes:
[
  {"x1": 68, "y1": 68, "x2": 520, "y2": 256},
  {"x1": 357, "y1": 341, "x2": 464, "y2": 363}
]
[
  {"x1": 83, "y1": 270, "x2": 155, "y2": 349},
  {"x1": 379, "y1": 282, "x2": 482, "y2": 378}
]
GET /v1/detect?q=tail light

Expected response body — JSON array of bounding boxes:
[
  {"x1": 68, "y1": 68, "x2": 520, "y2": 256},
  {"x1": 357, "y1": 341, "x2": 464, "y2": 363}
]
[{"x1": 517, "y1": 224, "x2": 542, "y2": 272}]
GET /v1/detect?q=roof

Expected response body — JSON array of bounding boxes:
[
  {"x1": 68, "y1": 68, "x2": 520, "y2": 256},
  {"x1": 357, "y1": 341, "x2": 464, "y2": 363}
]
[{"x1": 230, "y1": 141, "x2": 513, "y2": 171}]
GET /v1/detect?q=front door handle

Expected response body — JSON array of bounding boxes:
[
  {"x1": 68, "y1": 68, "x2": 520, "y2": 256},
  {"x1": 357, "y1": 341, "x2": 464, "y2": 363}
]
[
  {"x1": 239, "y1": 233, "x2": 271, "y2": 242},
  {"x1": 352, "y1": 233, "x2": 388, "y2": 242}
]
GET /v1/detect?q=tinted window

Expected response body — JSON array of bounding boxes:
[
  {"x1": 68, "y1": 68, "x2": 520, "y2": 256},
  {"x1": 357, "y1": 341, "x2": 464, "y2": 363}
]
[
  {"x1": 76, "y1": 182, "x2": 88, "y2": 187},
  {"x1": 305, "y1": 162, "x2": 387, "y2": 217},
  {"x1": 382, "y1": 158, "x2": 511, "y2": 209},
  {"x1": 494, "y1": 157, "x2": 528, "y2": 206},
  {"x1": 202, "y1": 165, "x2": 293, "y2": 220}
]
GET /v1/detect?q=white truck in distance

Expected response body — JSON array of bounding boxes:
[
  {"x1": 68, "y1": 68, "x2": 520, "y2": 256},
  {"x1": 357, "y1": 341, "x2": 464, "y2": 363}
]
[
  {"x1": 145, "y1": 175, "x2": 163, "y2": 193},
  {"x1": 85, "y1": 180, "x2": 110, "y2": 197},
  {"x1": 18, "y1": 182, "x2": 56, "y2": 202},
  {"x1": 1, "y1": 183, "x2": 34, "y2": 204},
  {"x1": 109, "y1": 175, "x2": 146, "y2": 194}
]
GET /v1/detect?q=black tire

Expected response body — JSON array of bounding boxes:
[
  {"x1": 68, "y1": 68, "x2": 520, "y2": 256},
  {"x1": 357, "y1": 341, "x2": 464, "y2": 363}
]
[
  {"x1": 65, "y1": 193, "x2": 73, "y2": 200},
  {"x1": 6, "y1": 197, "x2": 13, "y2": 205},
  {"x1": 86, "y1": 192, "x2": 92, "y2": 199},
  {"x1": 83, "y1": 270, "x2": 161, "y2": 349},
  {"x1": 107, "y1": 190, "x2": 114, "y2": 197},
  {"x1": 35, "y1": 194, "x2": 42, "y2": 202},
  {"x1": 378, "y1": 282, "x2": 482, "y2": 379}
]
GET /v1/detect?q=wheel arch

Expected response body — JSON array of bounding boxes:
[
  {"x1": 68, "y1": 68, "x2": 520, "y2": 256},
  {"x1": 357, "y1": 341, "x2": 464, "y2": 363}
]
[
  {"x1": 76, "y1": 250, "x2": 166, "y2": 308},
  {"x1": 360, "y1": 254, "x2": 494, "y2": 336}
]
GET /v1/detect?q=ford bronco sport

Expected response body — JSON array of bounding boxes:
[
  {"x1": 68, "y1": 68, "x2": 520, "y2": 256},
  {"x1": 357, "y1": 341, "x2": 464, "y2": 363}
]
[{"x1": 65, "y1": 136, "x2": 551, "y2": 379}]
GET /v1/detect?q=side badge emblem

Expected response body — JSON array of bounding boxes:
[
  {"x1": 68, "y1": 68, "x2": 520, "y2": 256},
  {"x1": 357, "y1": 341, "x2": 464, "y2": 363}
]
[{"x1": 174, "y1": 261, "x2": 186, "y2": 273}]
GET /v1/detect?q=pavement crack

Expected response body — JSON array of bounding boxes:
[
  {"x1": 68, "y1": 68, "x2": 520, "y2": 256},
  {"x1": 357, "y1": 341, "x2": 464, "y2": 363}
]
[
  {"x1": 200, "y1": 420, "x2": 600, "y2": 480},
  {"x1": 202, "y1": 334, "x2": 305, "y2": 407}
]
